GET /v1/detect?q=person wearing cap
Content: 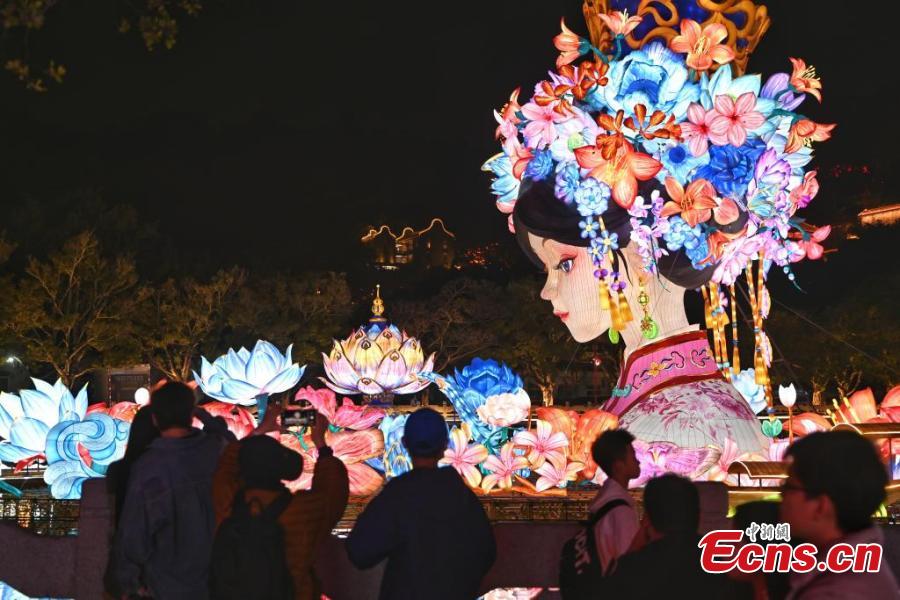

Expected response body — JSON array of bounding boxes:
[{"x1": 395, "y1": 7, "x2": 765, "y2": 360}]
[
  {"x1": 211, "y1": 405, "x2": 349, "y2": 600},
  {"x1": 346, "y1": 408, "x2": 496, "y2": 600}
]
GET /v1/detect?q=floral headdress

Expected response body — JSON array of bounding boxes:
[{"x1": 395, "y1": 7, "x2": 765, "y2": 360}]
[{"x1": 483, "y1": 9, "x2": 834, "y2": 421}]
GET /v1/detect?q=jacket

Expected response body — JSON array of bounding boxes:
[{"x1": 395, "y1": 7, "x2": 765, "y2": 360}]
[
  {"x1": 605, "y1": 532, "x2": 734, "y2": 599},
  {"x1": 345, "y1": 466, "x2": 496, "y2": 600},
  {"x1": 212, "y1": 441, "x2": 350, "y2": 600},
  {"x1": 115, "y1": 429, "x2": 227, "y2": 600},
  {"x1": 786, "y1": 526, "x2": 899, "y2": 599}
]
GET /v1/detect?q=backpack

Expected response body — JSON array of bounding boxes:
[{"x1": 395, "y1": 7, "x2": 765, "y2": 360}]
[
  {"x1": 210, "y1": 490, "x2": 295, "y2": 600},
  {"x1": 558, "y1": 498, "x2": 629, "y2": 599}
]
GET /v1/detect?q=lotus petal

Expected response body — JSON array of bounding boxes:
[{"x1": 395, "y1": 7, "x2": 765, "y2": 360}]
[
  {"x1": 262, "y1": 364, "x2": 304, "y2": 395},
  {"x1": 281, "y1": 344, "x2": 295, "y2": 371},
  {"x1": 341, "y1": 330, "x2": 367, "y2": 362},
  {"x1": 322, "y1": 351, "x2": 360, "y2": 390},
  {"x1": 0, "y1": 442, "x2": 36, "y2": 463},
  {"x1": 319, "y1": 376, "x2": 362, "y2": 396},
  {"x1": 200, "y1": 355, "x2": 216, "y2": 381},
  {"x1": 0, "y1": 391, "x2": 24, "y2": 420},
  {"x1": 420, "y1": 352, "x2": 435, "y2": 375},
  {"x1": 10, "y1": 417, "x2": 50, "y2": 452},
  {"x1": 0, "y1": 408, "x2": 15, "y2": 440},
  {"x1": 245, "y1": 342, "x2": 279, "y2": 387},
  {"x1": 237, "y1": 347, "x2": 252, "y2": 362},
  {"x1": 398, "y1": 338, "x2": 424, "y2": 373},
  {"x1": 256, "y1": 339, "x2": 280, "y2": 360},
  {"x1": 393, "y1": 376, "x2": 431, "y2": 395},
  {"x1": 73, "y1": 384, "x2": 89, "y2": 420},
  {"x1": 373, "y1": 327, "x2": 402, "y2": 355},
  {"x1": 31, "y1": 378, "x2": 57, "y2": 398},
  {"x1": 217, "y1": 349, "x2": 240, "y2": 379},
  {"x1": 19, "y1": 390, "x2": 58, "y2": 429},
  {"x1": 0, "y1": 393, "x2": 24, "y2": 439},
  {"x1": 353, "y1": 338, "x2": 385, "y2": 379},
  {"x1": 220, "y1": 379, "x2": 262, "y2": 405},
  {"x1": 195, "y1": 369, "x2": 227, "y2": 400},
  {"x1": 57, "y1": 385, "x2": 76, "y2": 420},
  {"x1": 357, "y1": 377, "x2": 385, "y2": 396},
  {"x1": 53, "y1": 378, "x2": 70, "y2": 399},
  {"x1": 374, "y1": 351, "x2": 409, "y2": 391}
]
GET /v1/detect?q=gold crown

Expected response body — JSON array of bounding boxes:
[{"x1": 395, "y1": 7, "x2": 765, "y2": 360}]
[{"x1": 582, "y1": 0, "x2": 771, "y2": 76}]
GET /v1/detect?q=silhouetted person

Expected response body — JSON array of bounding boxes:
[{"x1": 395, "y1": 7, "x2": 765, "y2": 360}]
[
  {"x1": 605, "y1": 474, "x2": 731, "y2": 599},
  {"x1": 210, "y1": 405, "x2": 349, "y2": 599},
  {"x1": 107, "y1": 405, "x2": 159, "y2": 525},
  {"x1": 780, "y1": 431, "x2": 898, "y2": 599},
  {"x1": 105, "y1": 405, "x2": 159, "y2": 598},
  {"x1": 730, "y1": 501, "x2": 790, "y2": 600},
  {"x1": 346, "y1": 408, "x2": 496, "y2": 599},
  {"x1": 589, "y1": 429, "x2": 642, "y2": 573},
  {"x1": 114, "y1": 382, "x2": 228, "y2": 600}
]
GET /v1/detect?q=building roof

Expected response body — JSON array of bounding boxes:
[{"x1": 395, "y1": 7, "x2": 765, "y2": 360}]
[{"x1": 361, "y1": 218, "x2": 455, "y2": 242}]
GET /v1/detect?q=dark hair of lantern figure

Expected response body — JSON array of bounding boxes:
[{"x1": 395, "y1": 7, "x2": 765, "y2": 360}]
[{"x1": 512, "y1": 176, "x2": 745, "y2": 290}]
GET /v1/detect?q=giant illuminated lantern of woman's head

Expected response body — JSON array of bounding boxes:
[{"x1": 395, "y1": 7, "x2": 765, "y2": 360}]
[{"x1": 484, "y1": 4, "x2": 833, "y2": 415}]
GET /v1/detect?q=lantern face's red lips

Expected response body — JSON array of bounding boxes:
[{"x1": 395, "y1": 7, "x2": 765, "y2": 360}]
[{"x1": 554, "y1": 311, "x2": 569, "y2": 321}]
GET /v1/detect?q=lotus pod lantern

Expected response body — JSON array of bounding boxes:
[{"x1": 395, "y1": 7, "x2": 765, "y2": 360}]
[{"x1": 322, "y1": 286, "x2": 435, "y2": 401}]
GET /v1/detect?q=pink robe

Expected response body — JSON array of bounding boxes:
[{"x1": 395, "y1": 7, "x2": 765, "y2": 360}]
[{"x1": 604, "y1": 330, "x2": 768, "y2": 483}]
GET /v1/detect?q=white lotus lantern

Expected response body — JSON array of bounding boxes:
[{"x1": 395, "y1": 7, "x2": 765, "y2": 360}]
[{"x1": 194, "y1": 340, "x2": 305, "y2": 417}]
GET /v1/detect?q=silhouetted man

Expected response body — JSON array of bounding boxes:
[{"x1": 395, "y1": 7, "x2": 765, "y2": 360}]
[
  {"x1": 115, "y1": 382, "x2": 227, "y2": 600},
  {"x1": 346, "y1": 408, "x2": 496, "y2": 599}
]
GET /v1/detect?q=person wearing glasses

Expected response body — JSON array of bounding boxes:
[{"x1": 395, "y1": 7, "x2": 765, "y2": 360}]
[{"x1": 780, "y1": 431, "x2": 898, "y2": 599}]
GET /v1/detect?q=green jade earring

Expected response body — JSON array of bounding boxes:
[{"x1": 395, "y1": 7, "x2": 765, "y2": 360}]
[{"x1": 638, "y1": 278, "x2": 659, "y2": 340}]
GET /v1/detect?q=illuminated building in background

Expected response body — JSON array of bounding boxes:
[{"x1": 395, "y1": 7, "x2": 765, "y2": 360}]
[
  {"x1": 859, "y1": 204, "x2": 900, "y2": 227},
  {"x1": 361, "y1": 218, "x2": 455, "y2": 270}
]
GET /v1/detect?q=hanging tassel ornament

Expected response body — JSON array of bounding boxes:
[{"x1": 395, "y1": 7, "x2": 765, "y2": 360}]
[
  {"x1": 637, "y1": 278, "x2": 659, "y2": 340},
  {"x1": 609, "y1": 287, "x2": 626, "y2": 333},
  {"x1": 746, "y1": 261, "x2": 773, "y2": 409},
  {"x1": 598, "y1": 278, "x2": 611, "y2": 311}
]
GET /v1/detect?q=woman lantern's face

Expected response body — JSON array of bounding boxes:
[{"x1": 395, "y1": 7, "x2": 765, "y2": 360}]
[{"x1": 527, "y1": 232, "x2": 610, "y2": 343}]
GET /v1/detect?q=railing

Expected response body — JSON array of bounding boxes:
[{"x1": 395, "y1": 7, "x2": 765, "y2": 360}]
[{"x1": 0, "y1": 495, "x2": 80, "y2": 537}]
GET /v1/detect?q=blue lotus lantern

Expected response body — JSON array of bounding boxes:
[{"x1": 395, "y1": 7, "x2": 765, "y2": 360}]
[{"x1": 428, "y1": 358, "x2": 530, "y2": 452}]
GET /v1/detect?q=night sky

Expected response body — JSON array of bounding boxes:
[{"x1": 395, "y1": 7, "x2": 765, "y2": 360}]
[{"x1": 0, "y1": 0, "x2": 895, "y2": 272}]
